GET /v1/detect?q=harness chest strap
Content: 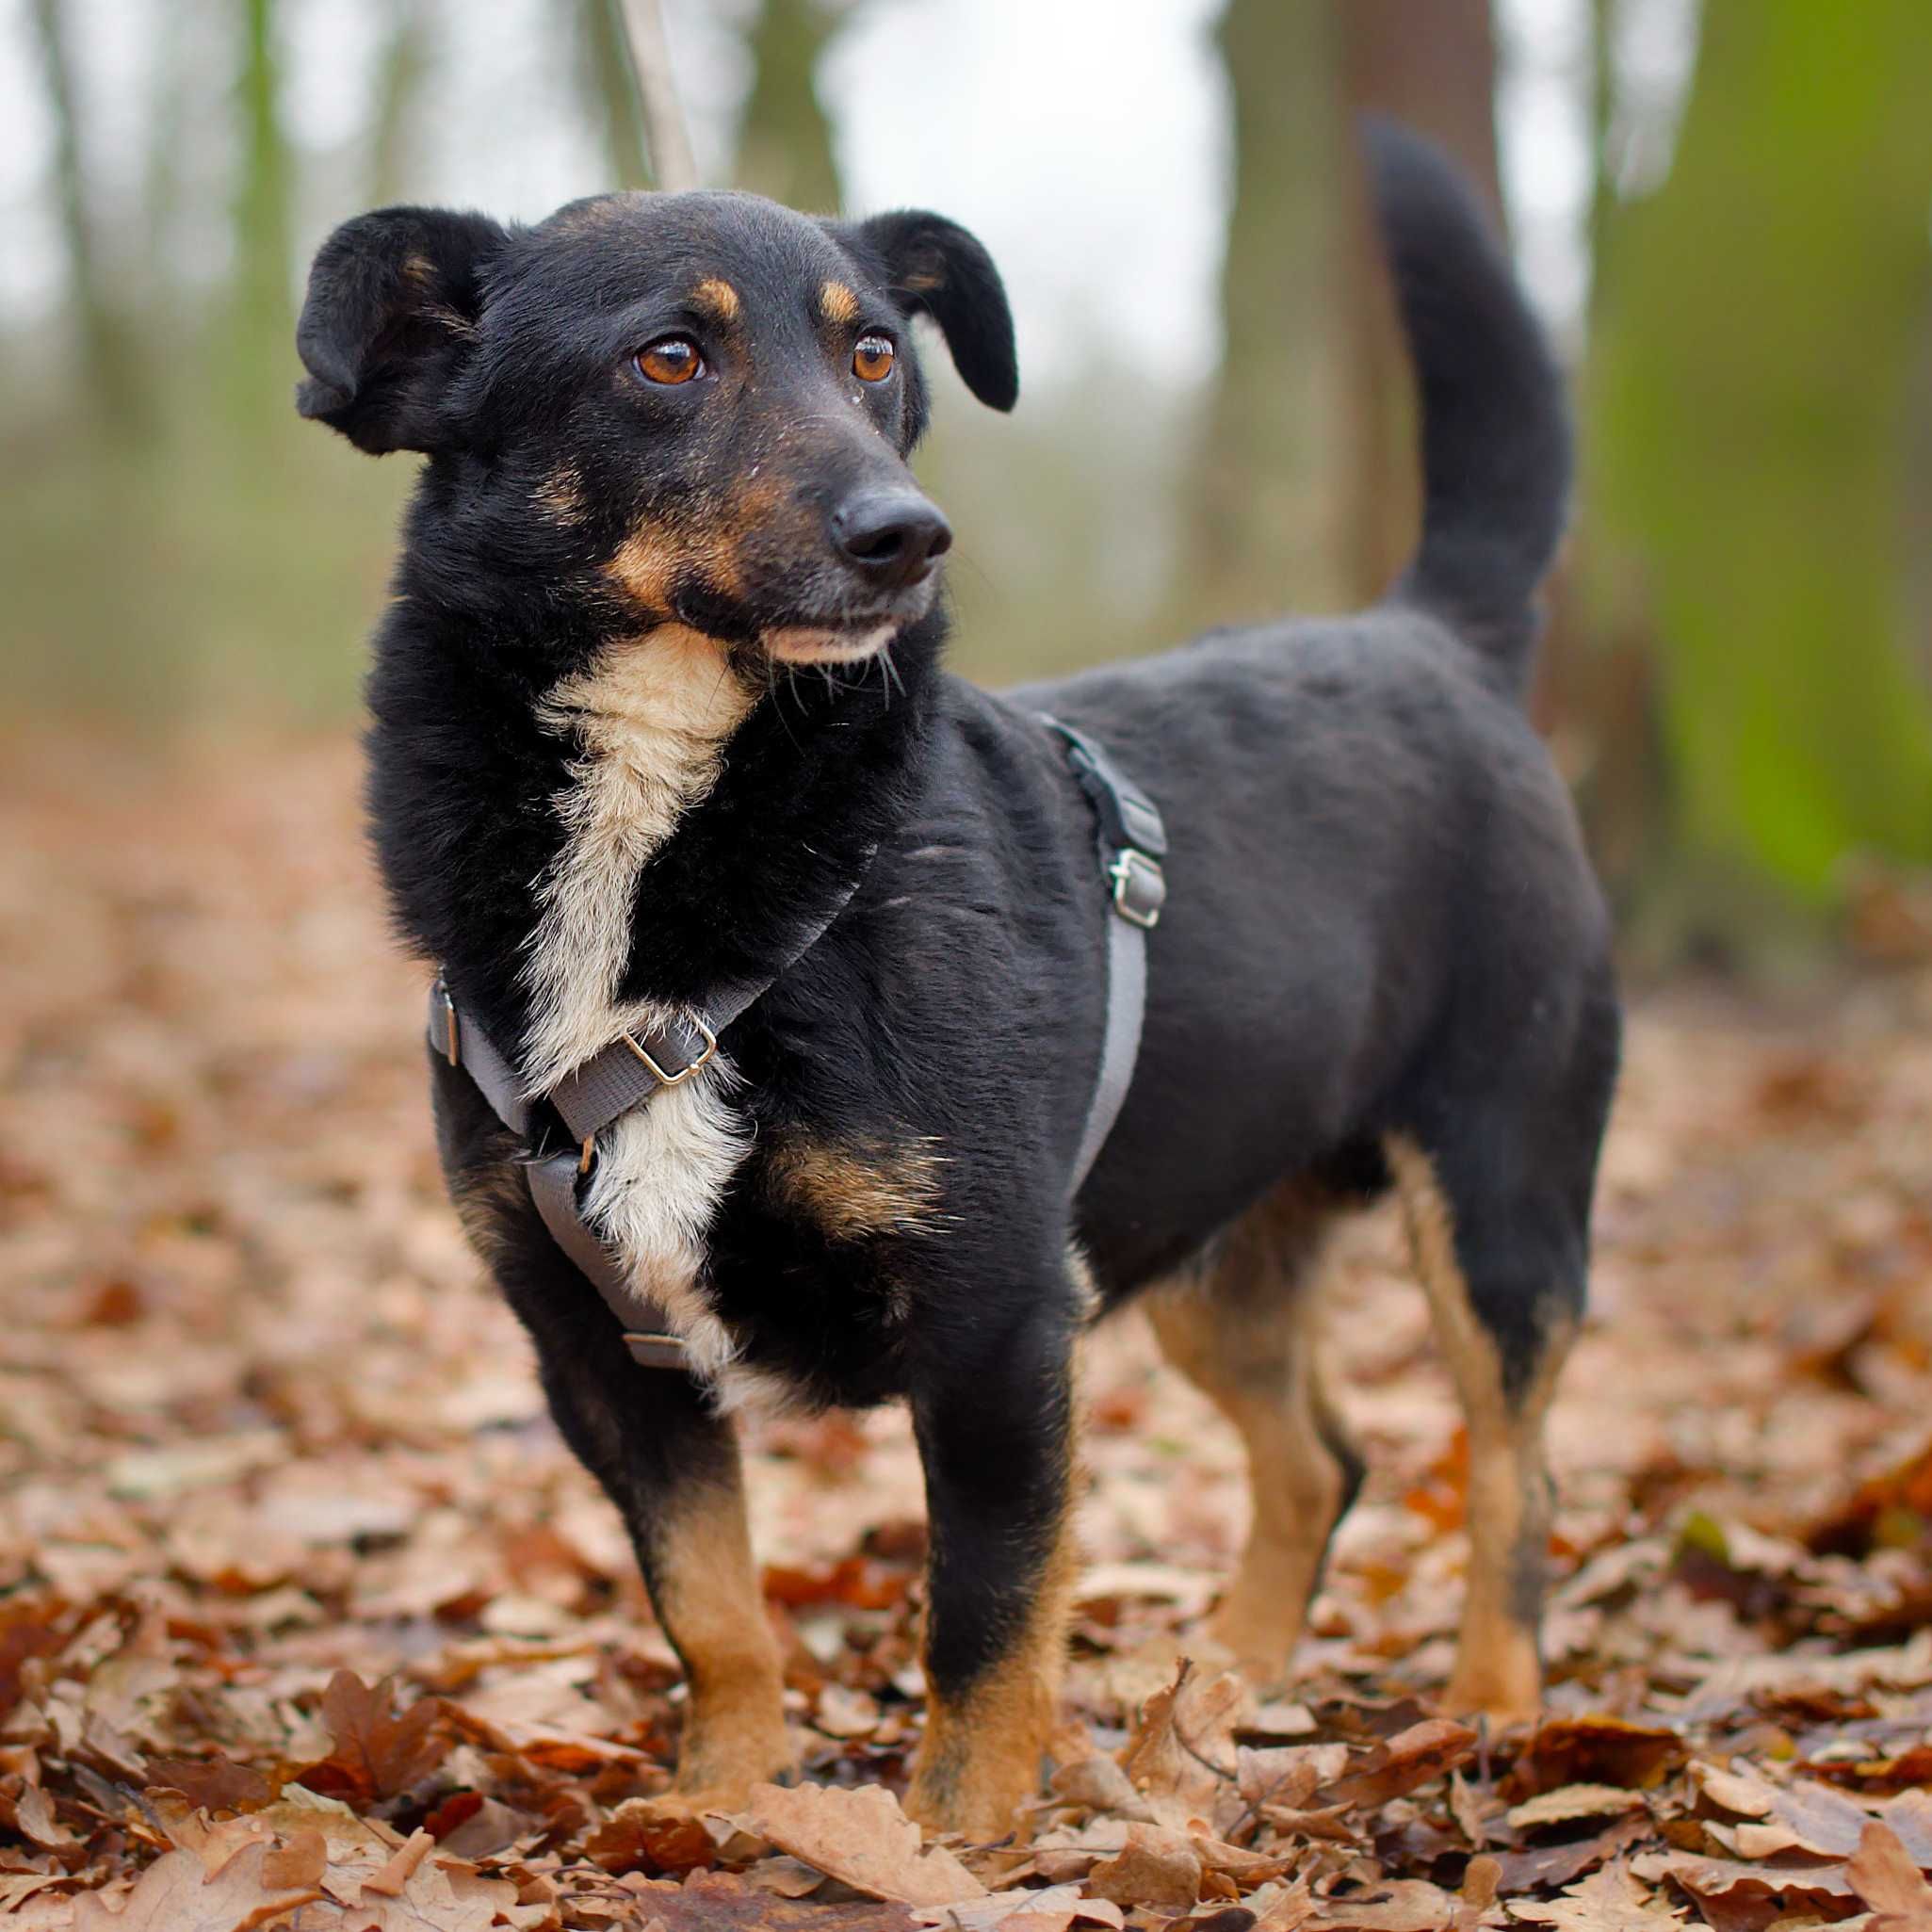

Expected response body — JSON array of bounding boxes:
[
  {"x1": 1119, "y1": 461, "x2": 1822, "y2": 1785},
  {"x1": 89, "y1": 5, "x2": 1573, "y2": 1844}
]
[
  {"x1": 429, "y1": 977, "x2": 746, "y2": 1371},
  {"x1": 428, "y1": 722, "x2": 1166, "y2": 1376}
]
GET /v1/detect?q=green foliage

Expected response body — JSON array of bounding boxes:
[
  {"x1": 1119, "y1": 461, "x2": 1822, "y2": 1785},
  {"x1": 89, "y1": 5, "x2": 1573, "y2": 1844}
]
[{"x1": 1591, "y1": 0, "x2": 1932, "y2": 903}]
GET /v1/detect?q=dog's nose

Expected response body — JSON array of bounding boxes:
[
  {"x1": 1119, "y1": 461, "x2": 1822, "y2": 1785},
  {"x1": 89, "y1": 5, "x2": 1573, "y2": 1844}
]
[{"x1": 830, "y1": 490, "x2": 952, "y2": 589}]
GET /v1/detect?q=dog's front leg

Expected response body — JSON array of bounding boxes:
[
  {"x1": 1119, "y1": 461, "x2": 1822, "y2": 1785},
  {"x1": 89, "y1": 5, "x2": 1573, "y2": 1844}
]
[
  {"x1": 905, "y1": 1309, "x2": 1078, "y2": 1839},
  {"x1": 516, "y1": 1309, "x2": 792, "y2": 1805}
]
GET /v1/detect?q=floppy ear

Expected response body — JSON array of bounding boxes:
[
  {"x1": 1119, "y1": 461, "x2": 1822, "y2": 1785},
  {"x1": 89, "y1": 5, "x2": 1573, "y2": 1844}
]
[
  {"x1": 841, "y1": 210, "x2": 1018, "y2": 412},
  {"x1": 295, "y1": 206, "x2": 511, "y2": 454}
]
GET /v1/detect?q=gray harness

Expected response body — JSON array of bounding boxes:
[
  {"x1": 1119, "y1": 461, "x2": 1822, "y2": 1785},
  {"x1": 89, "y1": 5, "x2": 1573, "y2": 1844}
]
[{"x1": 428, "y1": 717, "x2": 1166, "y2": 1376}]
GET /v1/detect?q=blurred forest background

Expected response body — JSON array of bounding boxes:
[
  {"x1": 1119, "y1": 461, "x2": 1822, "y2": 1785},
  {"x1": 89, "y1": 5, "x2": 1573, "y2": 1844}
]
[{"x1": 5, "y1": 0, "x2": 1932, "y2": 962}]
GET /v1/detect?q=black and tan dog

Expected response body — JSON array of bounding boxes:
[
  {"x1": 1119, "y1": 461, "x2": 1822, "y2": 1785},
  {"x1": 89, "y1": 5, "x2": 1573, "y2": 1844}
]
[{"x1": 295, "y1": 122, "x2": 1617, "y2": 1837}]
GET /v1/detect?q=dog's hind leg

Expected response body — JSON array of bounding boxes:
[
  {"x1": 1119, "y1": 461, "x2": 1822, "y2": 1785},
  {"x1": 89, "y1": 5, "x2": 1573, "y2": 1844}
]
[
  {"x1": 1384, "y1": 988, "x2": 1615, "y2": 1724},
  {"x1": 1145, "y1": 1181, "x2": 1363, "y2": 1683}
]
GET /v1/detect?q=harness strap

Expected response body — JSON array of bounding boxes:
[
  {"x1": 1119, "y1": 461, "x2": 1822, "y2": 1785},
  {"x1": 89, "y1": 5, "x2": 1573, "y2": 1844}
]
[
  {"x1": 429, "y1": 866, "x2": 869, "y2": 1375},
  {"x1": 1040, "y1": 716, "x2": 1168, "y2": 1190}
]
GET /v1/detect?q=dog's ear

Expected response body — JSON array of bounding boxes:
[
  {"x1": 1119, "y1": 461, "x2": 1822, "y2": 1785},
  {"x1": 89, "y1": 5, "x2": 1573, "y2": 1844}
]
[
  {"x1": 296, "y1": 206, "x2": 511, "y2": 454},
  {"x1": 839, "y1": 211, "x2": 1018, "y2": 412}
]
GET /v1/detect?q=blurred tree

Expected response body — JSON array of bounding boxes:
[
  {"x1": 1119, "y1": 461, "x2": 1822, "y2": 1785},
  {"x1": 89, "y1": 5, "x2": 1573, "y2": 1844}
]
[
  {"x1": 28, "y1": 0, "x2": 149, "y2": 444},
  {"x1": 1339, "y1": 0, "x2": 1502, "y2": 603},
  {"x1": 368, "y1": 0, "x2": 431, "y2": 207},
  {"x1": 1179, "y1": 0, "x2": 1506, "y2": 632},
  {"x1": 226, "y1": 0, "x2": 293, "y2": 436},
  {"x1": 1177, "y1": 0, "x2": 1345, "y2": 630},
  {"x1": 1593, "y1": 0, "x2": 1932, "y2": 913},
  {"x1": 1534, "y1": 0, "x2": 1667, "y2": 902},
  {"x1": 735, "y1": 0, "x2": 844, "y2": 212},
  {"x1": 581, "y1": 0, "x2": 653, "y2": 191}
]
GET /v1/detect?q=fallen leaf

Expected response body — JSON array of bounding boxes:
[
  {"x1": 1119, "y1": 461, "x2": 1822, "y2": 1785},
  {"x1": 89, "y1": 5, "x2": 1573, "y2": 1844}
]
[
  {"x1": 1506, "y1": 1786, "x2": 1648, "y2": 1834},
  {"x1": 70, "y1": 1839, "x2": 322, "y2": 1931},
  {"x1": 297, "y1": 1670, "x2": 449, "y2": 1804},
  {"x1": 748, "y1": 1781, "x2": 984, "y2": 1907},
  {"x1": 1087, "y1": 1824, "x2": 1201, "y2": 1910},
  {"x1": 1118, "y1": 1662, "x2": 1248, "y2": 1830},
  {"x1": 587, "y1": 1796, "x2": 722, "y2": 1877},
  {"x1": 1848, "y1": 1821, "x2": 1932, "y2": 1930},
  {"x1": 143, "y1": 1754, "x2": 274, "y2": 1813},
  {"x1": 1508, "y1": 1862, "x2": 1688, "y2": 1932},
  {"x1": 1321, "y1": 1721, "x2": 1479, "y2": 1809},
  {"x1": 1511, "y1": 1718, "x2": 1686, "y2": 1797},
  {"x1": 1309, "y1": 1878, "x2": 1457, "y2": 1931}
]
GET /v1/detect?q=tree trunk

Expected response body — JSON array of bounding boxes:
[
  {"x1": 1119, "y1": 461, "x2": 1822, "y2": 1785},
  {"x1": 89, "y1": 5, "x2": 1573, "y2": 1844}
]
[
  {"x1": 581, "y1": 0, "x2": 652, "y2": 191},
  {"x1": 1592, "y1": 0, "x2": 1932, "y2": 911},
  {"x1": 1339, "y1": 0, "x2": 1502, "y2": 604},
  {"x1": 226, "y1": 0, "x2": 293, "y2": 438},
  {"x1": 28, "y1": 0, "x2": 149, "y2": 442},
  {"x1": 368, "y1": 0, "x2": 430, "y2": 207},
  {"x1": 1176, "y1": 0, "x2": 1345, "y2": 634},
  {"x1": 1534, "y1": 0, "x2": 1670, "y2": 903},
  {"x1": 734, "y1": 0, "x2": 844, "y2": 214}
]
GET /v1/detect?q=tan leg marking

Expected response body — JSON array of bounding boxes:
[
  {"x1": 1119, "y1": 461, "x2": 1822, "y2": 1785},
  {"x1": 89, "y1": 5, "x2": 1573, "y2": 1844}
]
[
  {"x1": 653, "y1": 1467, "x2": 793, "y2": 1805},
  {"x1": 1385, "y1": 1133, "x2": 1572, "y2": 1728},
  {"x1": 907, "y1": 1510, "x2": 1077, "y2": 1840},
  {"x1": 1147, "y1": 1183, "x2": 1352, "y2": 1683}
]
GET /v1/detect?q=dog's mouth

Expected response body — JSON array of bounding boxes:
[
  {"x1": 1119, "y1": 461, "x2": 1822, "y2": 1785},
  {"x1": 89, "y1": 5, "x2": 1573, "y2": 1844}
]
[
  {"x1": 762, "y1": 620, "x2": 902, "y2": 665},
  {"x1": 758, "y1": 575, "x2": 937, "y2": 665}
]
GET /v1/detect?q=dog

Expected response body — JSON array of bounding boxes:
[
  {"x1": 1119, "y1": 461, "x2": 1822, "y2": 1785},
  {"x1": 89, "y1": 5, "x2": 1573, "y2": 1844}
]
[{"x1": 295, "y1": 120, "x2": 1618, "y2": 1839}]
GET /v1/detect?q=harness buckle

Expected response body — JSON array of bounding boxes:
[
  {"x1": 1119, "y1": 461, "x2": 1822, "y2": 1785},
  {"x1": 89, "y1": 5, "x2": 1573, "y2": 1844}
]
[
  {"x1": 619, "y1": 1014, "x2": 720, "y2": 1088},
  {"x1": 437, "y1": 981, "x2": 461, "y2": 1066},
  {"x1": 1108, "y1": 849, "x2": 1166, "y2": 930}
]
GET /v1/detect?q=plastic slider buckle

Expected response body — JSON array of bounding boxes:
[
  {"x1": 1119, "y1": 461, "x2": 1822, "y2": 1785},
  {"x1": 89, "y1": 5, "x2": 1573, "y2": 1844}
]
[{"x1": 1108, "y1": 849, "x2": 1166, "y2": 929}]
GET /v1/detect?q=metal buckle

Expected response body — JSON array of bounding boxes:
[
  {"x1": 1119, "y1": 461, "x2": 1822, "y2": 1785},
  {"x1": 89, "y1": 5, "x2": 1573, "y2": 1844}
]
[
  {"x1": 625, "y1": 1331, "x2": 690, "y2": 1371},
  {"x1": 619, "y1": 1014, "x2": 720, "y2": 1088},
  {"x1": 438, "y1": 982, "x2": 461, "y2": 1066},
  {"x1": 1108, "y1": 849, "x2": 1165, "y2": 929}
]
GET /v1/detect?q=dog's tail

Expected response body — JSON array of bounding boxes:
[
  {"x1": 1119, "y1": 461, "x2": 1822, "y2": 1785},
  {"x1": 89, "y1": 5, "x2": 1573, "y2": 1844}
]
[{"x1": 1366, "y1": 117, "x2": 1571, "y2": 694}]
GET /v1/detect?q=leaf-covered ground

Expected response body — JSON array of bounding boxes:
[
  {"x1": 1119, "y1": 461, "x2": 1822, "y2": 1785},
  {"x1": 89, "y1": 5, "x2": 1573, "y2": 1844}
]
[{"x1": 4, "y1": 732, "x2": 1932, "y2": 1931}]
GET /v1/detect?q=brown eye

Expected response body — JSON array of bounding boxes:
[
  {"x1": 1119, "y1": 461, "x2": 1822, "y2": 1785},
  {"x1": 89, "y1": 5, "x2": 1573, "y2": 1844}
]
[
  {"x1": 852, "y1": 334, "x2": 895, "y2": 382},
  {"x1": 635, "y1": 337, "x2": 704, "y2": 385}
]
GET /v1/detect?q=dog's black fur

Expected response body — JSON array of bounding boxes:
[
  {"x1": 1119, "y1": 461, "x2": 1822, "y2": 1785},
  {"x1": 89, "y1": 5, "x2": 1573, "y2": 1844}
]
[{"x1": 298, "y1": 122, "x2": 1618, "y2": 1834}]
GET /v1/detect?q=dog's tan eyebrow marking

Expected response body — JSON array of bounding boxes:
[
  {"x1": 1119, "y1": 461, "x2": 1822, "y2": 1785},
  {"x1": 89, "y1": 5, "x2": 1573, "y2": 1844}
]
[
  {"x1": 691, "y1": 277, "x2": 741, "y2": 323},
  {"x1": 818, "y1": 280, "x2": 860, "y2": 326}
]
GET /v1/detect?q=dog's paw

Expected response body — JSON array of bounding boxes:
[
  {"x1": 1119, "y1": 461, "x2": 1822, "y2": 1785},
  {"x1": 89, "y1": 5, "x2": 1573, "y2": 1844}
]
[
  {"x1": 1443, "y1": 1659, "x2": 1543, "y2": 1733},
  {"x1": 675, "y1": 1722, "x2": 798, "y2": 1812}
]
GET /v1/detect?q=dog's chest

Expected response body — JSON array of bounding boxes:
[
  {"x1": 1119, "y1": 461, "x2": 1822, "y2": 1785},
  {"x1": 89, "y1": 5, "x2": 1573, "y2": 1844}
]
[
  {"x1": 515, "y1": 639, "x2": 939, "y2": 1394},
  {"x1": 519, "y1": 635, "x2": 761, "y2": 1378}
]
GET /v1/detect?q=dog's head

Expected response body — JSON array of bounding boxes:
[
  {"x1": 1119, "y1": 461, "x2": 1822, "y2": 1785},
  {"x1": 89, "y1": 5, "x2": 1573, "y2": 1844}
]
[{"x1": 296, "y1": 191, "x2": 1016, "y2": 665}]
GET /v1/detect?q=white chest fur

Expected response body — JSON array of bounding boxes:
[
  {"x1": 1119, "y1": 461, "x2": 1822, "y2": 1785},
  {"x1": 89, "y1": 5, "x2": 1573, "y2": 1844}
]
[{"x1": 520, "y1": 628, "x2": 760, "y2": 1378}]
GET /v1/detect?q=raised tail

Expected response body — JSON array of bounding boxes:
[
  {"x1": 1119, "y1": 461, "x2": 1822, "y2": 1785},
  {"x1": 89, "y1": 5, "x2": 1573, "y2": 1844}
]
[{"x1": 1365, "y1": 116, "x2": 1572, "y2": 693}]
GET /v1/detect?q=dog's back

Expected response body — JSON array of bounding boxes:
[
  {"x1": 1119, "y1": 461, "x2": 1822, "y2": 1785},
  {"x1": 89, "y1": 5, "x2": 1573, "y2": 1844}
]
[{"x1": 1020, "y1": 122, "x2": 1604, "y2": 1296}]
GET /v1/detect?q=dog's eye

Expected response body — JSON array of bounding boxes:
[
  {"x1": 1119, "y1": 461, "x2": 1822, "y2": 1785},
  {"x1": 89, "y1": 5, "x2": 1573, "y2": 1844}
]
[
  {"x1": 852, "y1": 335, "x2": 895, "y2": 383},
  {"x1": 635, "y1": 337, "x2": 705, "y2": 385}
]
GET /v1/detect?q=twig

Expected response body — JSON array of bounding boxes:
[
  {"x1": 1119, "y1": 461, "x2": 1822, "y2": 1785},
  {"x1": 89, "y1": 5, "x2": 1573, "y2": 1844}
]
[{"x1": 614, "y1": 0, "x2": 698, "y2": 191}]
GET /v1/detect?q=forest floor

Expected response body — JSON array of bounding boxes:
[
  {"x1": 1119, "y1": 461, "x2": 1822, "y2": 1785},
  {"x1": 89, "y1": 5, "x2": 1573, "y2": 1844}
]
[{"x1": 5, "y1": 732, "x2": 1932, "y2": 1931}]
